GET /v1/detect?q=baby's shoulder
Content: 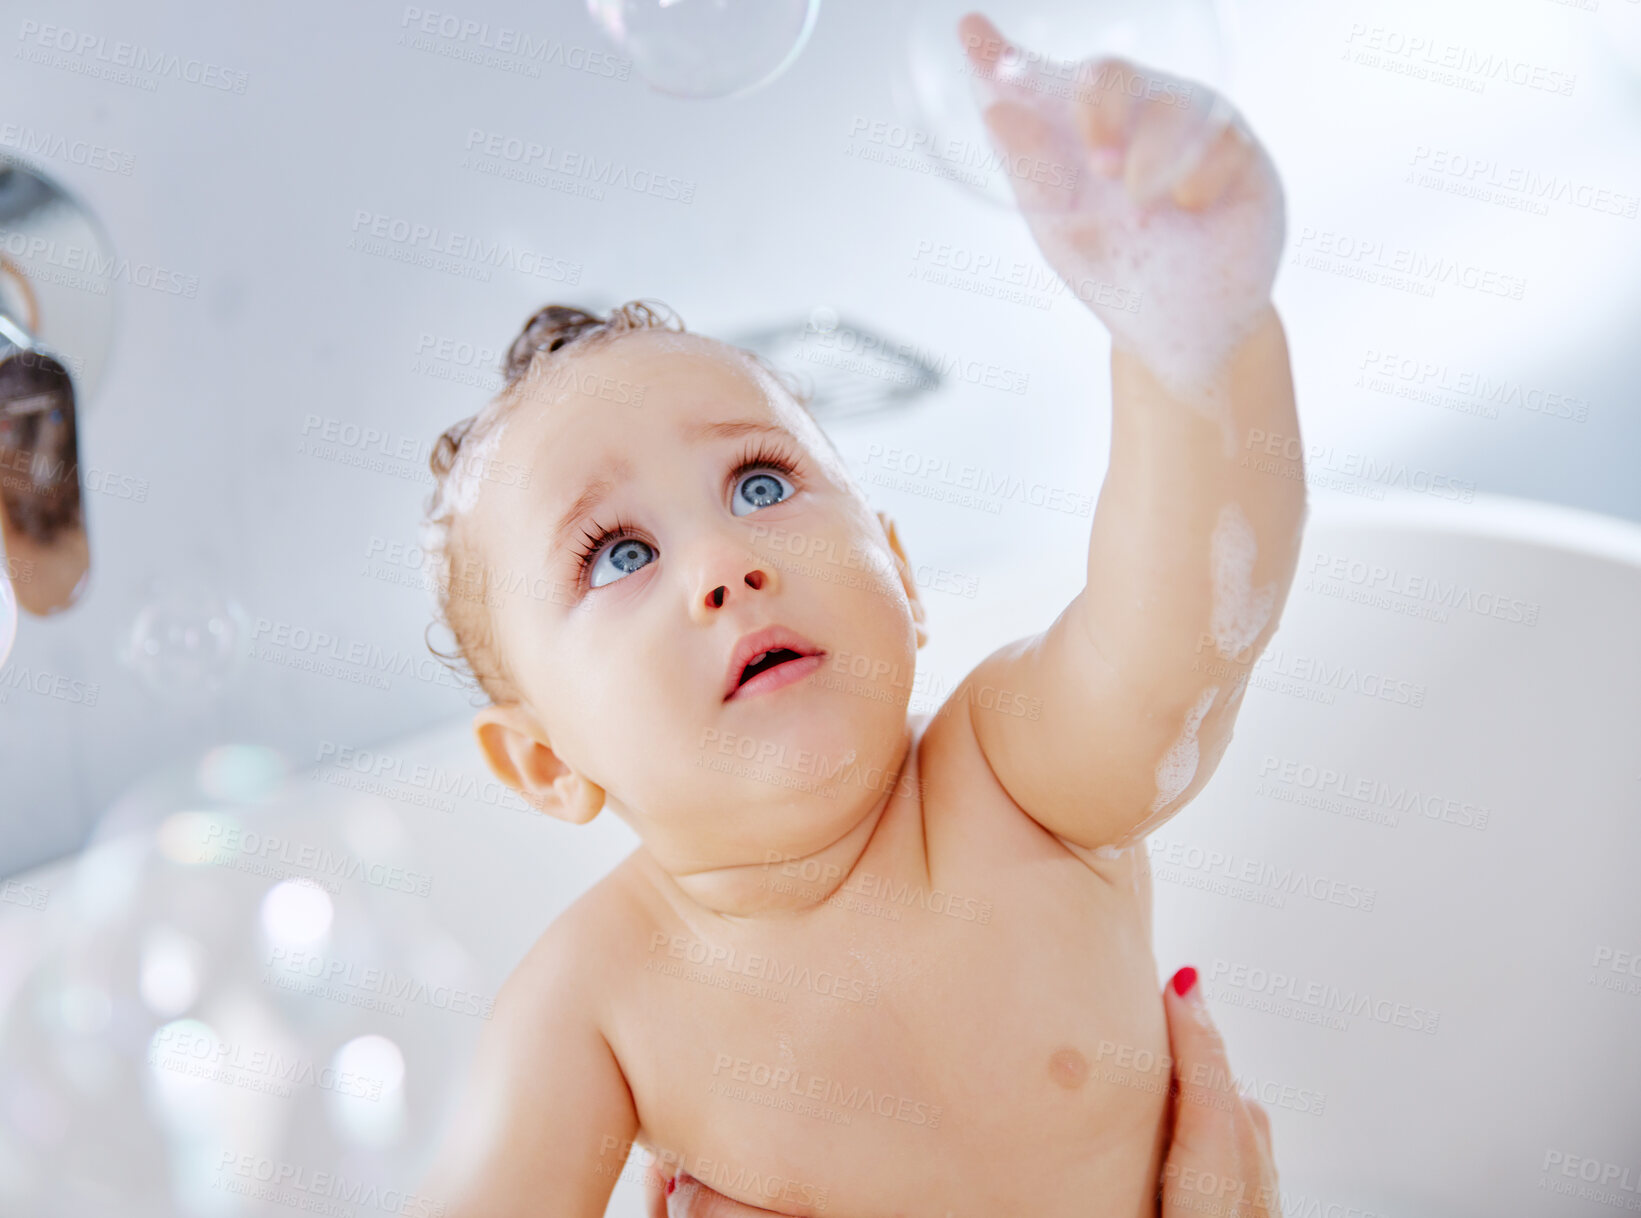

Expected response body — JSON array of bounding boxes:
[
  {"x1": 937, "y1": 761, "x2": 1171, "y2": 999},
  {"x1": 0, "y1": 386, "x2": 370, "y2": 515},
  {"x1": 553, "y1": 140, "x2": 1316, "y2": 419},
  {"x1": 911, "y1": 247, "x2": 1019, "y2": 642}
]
[{"x1": 502, "y1": 852, "x2": 655, "y2": 1013}]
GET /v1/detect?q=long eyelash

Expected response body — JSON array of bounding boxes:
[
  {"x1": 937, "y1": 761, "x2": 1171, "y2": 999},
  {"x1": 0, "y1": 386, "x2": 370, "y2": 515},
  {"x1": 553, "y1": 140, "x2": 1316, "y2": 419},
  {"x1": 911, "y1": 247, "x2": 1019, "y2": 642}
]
[
  {"x1": 729, "y1": 437, "x2": 803, "y2": 483},
  {"x1": 572, "y1": 441, "x2": 803, "y2": 581},
  {"x1": 573, "y1": 512, "x2": 641, "y2": 574}
]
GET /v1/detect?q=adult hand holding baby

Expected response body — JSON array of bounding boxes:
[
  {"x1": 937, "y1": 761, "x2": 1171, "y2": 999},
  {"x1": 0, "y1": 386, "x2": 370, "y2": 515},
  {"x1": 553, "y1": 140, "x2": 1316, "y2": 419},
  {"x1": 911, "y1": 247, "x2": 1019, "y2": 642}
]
[
  {"x1": 645, "y1": 967, "x2": 1279, "y2": 1217},
  {"x1": 957, "y1": 12, "x2": 1286, "y2": 399},
  {"x1": 1158, "y1": 966, "x2": 1280, "y2": 1217}
]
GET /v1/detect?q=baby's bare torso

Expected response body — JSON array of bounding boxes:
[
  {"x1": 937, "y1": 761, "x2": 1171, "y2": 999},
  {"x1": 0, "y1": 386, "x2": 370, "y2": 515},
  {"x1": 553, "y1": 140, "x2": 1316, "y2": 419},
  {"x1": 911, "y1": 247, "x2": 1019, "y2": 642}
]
[{"x1": 592, "y1": 708, "x2": 1169, "y2": 1216}]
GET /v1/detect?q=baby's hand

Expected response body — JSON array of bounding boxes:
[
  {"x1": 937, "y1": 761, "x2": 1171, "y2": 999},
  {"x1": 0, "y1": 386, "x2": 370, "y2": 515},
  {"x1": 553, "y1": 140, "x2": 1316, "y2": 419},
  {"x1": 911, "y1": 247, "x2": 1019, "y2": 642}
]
[{"x1": 960, "y1": 12, "x2": 1285, "y2": 396}]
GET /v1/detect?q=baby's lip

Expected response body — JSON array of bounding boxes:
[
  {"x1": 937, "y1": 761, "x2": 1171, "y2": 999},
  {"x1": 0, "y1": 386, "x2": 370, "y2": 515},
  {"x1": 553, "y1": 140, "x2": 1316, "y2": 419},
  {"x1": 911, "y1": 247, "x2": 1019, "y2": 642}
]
[{"x1": 723, "y1": 625, "x2": 826, "y2": 702}]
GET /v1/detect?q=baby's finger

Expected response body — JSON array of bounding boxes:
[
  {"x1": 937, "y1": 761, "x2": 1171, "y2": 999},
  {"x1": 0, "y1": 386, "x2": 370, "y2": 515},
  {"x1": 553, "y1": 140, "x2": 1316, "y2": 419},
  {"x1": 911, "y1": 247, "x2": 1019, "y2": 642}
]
[
  {"x1": 958, "y1": 12, "x2": 1063, "y2": 113},
  {"x1": 1169, "y1": 111, "x2": 1254, "y2": 211},
  {"x1": 1070, "y1": 57, "x2": 1141, "y2": 171},
  {"x1": 956, "y1": 12, "x2": 1008, "y2": 79},
  {"x1": 1123, "y1": 92, "x2": 1234, "y2": 209},
  {"x1": 979, "y1": 98, "x2": 1081, "y2": 213}
]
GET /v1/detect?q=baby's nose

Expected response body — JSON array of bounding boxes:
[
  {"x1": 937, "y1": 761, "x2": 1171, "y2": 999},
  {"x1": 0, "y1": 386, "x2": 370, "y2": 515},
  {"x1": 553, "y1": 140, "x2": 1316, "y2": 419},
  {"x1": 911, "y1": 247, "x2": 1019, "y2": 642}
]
[
  {"x1": 701, "y1": 564, "x2": 769, "y2": 610},
  {"x1": 692, "y1": 534, "x2": 778, "y2": 614}
]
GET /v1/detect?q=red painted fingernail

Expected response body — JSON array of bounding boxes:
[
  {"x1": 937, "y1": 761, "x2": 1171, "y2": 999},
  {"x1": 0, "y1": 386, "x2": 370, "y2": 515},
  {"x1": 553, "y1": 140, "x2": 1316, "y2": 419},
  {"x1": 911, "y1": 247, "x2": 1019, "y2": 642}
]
[
  {"x1": 1171, "y1": 966, "x2": 1198, "y2": 997},
  {"x1": 666, "y1": 1177, "x2": 676, "y2": 1196}
]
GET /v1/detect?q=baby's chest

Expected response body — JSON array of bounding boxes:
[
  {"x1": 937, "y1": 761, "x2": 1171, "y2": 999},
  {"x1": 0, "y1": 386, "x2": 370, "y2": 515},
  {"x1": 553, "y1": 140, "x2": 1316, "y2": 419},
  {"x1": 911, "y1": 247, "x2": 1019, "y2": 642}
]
[{"x1": 617, "y1": 874, "x2": 1167, "y2": 1216}]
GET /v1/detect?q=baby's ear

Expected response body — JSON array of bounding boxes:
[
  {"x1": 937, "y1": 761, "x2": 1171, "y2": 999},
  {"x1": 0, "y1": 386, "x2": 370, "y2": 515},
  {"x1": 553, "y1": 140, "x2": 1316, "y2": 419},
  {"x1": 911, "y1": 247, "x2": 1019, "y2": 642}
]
[
  {"x1": 472, "y1": 704, "x2": 604, "y2": 825},
  {"x1": 876, "y1": 511, "x2": 929, "y2": 651}
]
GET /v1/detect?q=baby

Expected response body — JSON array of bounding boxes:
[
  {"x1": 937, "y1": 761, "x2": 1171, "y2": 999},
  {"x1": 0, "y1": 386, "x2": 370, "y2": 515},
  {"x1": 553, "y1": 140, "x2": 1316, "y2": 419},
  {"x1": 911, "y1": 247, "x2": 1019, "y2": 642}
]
[{"x1": 421, "y1": 16, "x2": 1304, "y2": 1217}]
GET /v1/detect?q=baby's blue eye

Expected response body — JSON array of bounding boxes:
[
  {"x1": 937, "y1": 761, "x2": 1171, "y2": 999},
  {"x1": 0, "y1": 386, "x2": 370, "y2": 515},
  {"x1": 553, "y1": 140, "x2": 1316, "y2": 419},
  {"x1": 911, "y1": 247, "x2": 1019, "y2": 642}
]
[
  {"x1": 589, "y1": 537, "x2": 655, "y2": 590},
  {"x1": 731, "y1": 468, "x2": 793, "y2": 517}
]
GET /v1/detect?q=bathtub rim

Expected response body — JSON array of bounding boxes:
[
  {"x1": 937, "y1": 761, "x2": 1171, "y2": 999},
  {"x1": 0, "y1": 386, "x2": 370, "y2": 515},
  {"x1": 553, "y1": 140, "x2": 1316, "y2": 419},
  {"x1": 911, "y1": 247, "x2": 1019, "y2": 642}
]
[{"x1": 1303, "y1": 489, "x2": 1641, "y2": 571}]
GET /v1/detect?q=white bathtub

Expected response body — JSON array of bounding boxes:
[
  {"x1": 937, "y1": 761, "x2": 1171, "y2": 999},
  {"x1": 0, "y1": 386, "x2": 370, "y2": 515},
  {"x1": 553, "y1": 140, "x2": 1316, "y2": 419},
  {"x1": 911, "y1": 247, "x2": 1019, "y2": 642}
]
[{"x1": 1, "y1": 492, "x2": 1637, "y2": 1216}]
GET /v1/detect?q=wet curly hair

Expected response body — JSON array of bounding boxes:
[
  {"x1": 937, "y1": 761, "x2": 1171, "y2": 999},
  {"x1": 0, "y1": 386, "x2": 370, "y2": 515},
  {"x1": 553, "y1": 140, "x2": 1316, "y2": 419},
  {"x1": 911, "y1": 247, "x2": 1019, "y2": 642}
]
[{"x1": 421, "y1": 299, "x2": 823, "y2": 707}]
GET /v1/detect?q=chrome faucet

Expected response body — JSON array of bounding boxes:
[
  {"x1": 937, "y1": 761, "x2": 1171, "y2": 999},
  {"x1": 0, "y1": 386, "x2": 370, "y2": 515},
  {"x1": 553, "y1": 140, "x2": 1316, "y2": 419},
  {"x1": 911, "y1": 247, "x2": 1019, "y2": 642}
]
[
  {"x1": 0, "y1": 308, "x2": 87, "y2": 619},
  {"x1": 0, "y1": 156, "x2": 108, "y2": 642}
]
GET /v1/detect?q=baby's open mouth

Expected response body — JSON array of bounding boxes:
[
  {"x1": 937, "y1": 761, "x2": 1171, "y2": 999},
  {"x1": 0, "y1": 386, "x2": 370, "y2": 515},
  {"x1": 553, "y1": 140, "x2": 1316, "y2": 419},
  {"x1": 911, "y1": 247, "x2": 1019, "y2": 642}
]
[
  {"x1": 741, "y1": 649, "x2": 805, "y2": 683},
  {"x1": 723, "y1": 627, "x2": 826, "y2": 702}
]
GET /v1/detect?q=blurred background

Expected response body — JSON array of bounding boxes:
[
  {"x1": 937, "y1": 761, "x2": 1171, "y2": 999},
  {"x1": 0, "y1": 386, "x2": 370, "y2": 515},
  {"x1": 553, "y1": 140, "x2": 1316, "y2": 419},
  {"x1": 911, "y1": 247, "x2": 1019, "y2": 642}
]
[{"x1": 0, "y1": 0, "x2": 1637, "y2": 1214}]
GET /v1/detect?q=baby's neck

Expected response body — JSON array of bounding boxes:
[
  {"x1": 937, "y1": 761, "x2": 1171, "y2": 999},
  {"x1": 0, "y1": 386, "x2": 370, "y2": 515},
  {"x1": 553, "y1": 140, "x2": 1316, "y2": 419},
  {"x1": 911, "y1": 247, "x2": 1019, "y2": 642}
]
[{"x1": 651, "y1": 722, "x2": 916, "y2": 921}]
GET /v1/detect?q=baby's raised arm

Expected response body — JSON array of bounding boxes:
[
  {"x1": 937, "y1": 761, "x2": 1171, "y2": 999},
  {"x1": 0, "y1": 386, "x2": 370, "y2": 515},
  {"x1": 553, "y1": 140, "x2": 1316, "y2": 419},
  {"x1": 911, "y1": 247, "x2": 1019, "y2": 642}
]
[
  {"x1": 424, "y1": 919, "x2": 638, "y2": 1217},
  {"x1": 947, "y1": 18, "x2": 1306, "y2": 852}
]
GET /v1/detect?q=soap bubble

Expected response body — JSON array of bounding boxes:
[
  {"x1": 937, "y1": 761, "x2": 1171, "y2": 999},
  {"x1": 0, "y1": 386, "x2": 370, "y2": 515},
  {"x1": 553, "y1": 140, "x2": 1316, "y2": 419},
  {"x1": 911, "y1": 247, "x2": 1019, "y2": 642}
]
[
  {"x1": 0, "y1": 568, "x2": 14, "y2": 667},
  {"x1": 0, "y1": 750, "x2": 480, "y2": 1215},
  {"x1": 893, "y1": 0, "x2": 1230, "y2": 212},
  {"x1": 588, "y1": 0, "x2": 822, "y2": 99},
  {"x1": 119, "y1": 578, "x2": 250, "y2": 708}
]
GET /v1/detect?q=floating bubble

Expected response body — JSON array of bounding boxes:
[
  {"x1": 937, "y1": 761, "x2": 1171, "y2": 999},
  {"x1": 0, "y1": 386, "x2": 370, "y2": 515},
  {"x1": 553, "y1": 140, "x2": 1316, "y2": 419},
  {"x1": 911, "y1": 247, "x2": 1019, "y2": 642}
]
[
  {"x1": 588, "y1": 0, "x2": 822, "y2": 99},
  {"x1": 119, "y1": 578, "x2": 250, "y2": 708},
  {"x1": 893, "y1": 0, "x2": 1230, "y2": 212}
]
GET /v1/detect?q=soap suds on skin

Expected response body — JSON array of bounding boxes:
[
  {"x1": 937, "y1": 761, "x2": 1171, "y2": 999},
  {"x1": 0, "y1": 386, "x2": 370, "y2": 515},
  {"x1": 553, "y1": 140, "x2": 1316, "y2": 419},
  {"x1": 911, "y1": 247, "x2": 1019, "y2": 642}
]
[
  {"x1": 444, "y1": 414, "x2": 509, "y2": 516},
  {"x1": 970, "y1": 47, "x2": 1284, "y2": 413},
  {"x1": 1210, "y1": 503, "x2": 1276, "y2": 661},
  {"x1": 1149, "y1": 685, "x2": 1218, "y2": 814},
  {"x1": 420, "y1": 408, "x2": 510, "y2": 615}
]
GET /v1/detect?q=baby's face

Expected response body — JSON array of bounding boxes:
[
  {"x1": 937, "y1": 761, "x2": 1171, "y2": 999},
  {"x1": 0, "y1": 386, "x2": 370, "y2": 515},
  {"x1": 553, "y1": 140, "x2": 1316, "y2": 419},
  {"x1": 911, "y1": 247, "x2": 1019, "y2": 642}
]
[{"x1": 469, "y1": 329, "x2": 922, "y2": 878}]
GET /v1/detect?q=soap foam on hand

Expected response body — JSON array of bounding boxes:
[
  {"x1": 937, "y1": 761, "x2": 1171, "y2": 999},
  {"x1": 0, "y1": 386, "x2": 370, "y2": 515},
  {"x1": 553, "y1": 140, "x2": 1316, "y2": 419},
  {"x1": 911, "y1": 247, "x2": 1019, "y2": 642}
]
[{"x1": 960, "y1": 15, "x2": 1285, "y2": 410}]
